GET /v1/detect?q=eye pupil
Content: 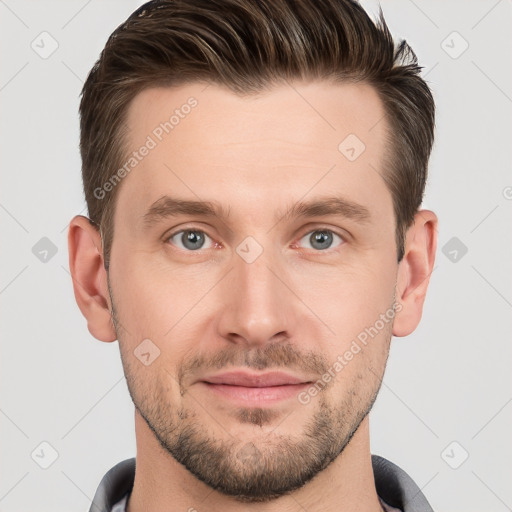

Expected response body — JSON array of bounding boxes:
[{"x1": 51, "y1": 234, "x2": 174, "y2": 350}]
[
  {"x1": 310, "y1": 230, "x2": 333, "y2": 250},
  {"x1": 182, "y1": 230, "x2": 204, "y2": 250}
]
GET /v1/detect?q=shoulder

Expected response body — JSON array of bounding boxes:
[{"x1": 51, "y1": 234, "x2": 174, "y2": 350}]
[
  {"x1": 372, "y1": 454, "x2": 434, "y2": 512},
  {"x1": 89, "y1": 457, "x2": 136, "y2": 512}
]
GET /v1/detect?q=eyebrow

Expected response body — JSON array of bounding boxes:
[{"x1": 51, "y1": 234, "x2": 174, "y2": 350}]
[
  {"x1": 142, "y1": 196, "x2": 231, "y2": 227},
  {"x1": 142, "y1": 194, "x2": 371, "y2": 228},
  {"x1": 278, "y1": 196, "x2": 371, "y2": 224}
]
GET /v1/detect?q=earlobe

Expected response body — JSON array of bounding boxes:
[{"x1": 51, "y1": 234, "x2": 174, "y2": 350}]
[
  {"x1": 68, "y1": 215, "x2": 117, "y2": 342},
  {"x1": 392, "y1": 210, "x2": 438, "y2": 337}
]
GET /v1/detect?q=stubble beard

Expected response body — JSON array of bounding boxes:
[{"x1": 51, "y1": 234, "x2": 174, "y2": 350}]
[{"x1": 108, "y1": 278, "x2": 390, "y2": 502}]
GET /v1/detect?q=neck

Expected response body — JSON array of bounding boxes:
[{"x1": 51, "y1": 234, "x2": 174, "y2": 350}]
[{"x1": 126, "y1": 412, "x2": 384, "y2": 512}]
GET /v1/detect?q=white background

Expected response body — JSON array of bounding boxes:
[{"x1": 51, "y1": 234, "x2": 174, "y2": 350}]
[{"x1": 0, "y1": 1, "x2": 511, "y2": 511}]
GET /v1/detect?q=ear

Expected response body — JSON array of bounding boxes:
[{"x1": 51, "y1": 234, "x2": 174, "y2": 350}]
[
  {"x1": 392, "y1": 210, "x2": 438, "y2": 337},
  {"x1": 68, "y1": 215, "x2": 117, "y2": 342}
]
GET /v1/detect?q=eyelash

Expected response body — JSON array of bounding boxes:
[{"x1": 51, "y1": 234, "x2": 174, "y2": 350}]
[{"x1": 164, "y1": 226, "x2": 346, "y2": 253}]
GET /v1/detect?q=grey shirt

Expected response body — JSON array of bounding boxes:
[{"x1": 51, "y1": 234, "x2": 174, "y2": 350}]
[{"x1": 89, "y1": 455, "x2": 434, "y2": 512}]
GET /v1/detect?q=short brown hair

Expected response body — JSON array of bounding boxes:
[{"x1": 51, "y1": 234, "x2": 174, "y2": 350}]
[{"x1": 79, "y1": 0, "x2": 435, "y2": 268}]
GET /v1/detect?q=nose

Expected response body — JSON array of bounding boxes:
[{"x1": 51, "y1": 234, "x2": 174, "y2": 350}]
[{"x1": 216, "y1": 244, "x2": 296, "y2": 347}]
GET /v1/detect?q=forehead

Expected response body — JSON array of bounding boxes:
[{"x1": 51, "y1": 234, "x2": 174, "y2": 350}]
[
  {"x1": 125, "y1": 80, "x2": 387, "y2": 153},
  {"x1": 117, "y1": 80, "x2": 391, "y2": 226}
]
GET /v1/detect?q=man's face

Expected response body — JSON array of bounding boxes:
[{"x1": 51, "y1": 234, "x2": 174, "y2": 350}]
[{"x1": 108, "y1": 81, "x2": 398, "y2": 501}]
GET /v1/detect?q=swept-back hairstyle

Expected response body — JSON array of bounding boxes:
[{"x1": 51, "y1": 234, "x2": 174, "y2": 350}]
[{"x1": 79, "y1": 0, "x2": 435, "y2": 267}]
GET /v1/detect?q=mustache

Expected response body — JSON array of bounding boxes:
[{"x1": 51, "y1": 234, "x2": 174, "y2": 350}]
[{"x1": 177, "y1": 342, "x2": 329, "y2": 388}]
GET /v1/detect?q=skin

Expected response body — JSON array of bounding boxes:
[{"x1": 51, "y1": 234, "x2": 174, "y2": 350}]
[{"x1": 68, "y1": 81, "x2": 437, "y2": 512}]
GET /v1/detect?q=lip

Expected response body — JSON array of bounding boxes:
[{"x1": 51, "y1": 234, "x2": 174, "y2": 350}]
[
  {"x1": 197, "y1": 371, "x2": 313, "y2": 406},
  {"x1": 200, "y1": 370, "x2": 310, "y2": 387}
]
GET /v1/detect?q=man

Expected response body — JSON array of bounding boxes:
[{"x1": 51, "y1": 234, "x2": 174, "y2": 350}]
[{"x1": 68, "y1": 0, "x2": 437, "y2": 511}]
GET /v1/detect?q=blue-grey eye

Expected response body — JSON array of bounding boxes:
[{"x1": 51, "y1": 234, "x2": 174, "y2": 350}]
[
  {"x1": 299, "y1": 230, "x2": 343, "y2": 251},
  {"x1": 169, "y1": 230, "x2": 213, "y2": 251}
]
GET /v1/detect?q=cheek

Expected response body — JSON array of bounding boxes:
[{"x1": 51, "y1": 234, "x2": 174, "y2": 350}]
[
  {"x1": 110, "y1": 250, "x2": 220, "y2": 339},
  {"x1": 290, "y1": 262, "x2": 397, "y2": 340},
  {"x1": 288, "y1": 261, "x2": 396, "y2": 392},
  {"x1": 317, "y1": 316, "x2": 392, "y2": 409}
]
